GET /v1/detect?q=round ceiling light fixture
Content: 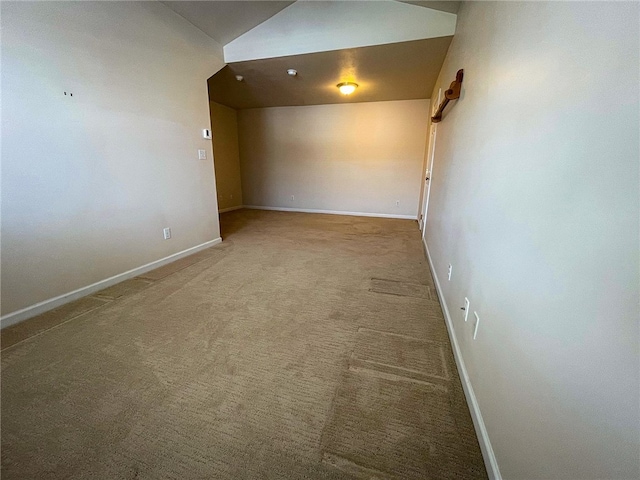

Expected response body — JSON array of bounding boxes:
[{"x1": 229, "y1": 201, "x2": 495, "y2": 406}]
[
  {"x1": 287, "y1": 69, "x2": 297, "y2": 76},
  {"x1": 235, "y1": 75, "x2": 244, "y2": 82},
  {"x1": 337, "y1": 82, "x2": 358, "y2": 95}
]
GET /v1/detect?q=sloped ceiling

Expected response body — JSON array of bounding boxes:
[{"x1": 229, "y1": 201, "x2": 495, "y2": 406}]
[
  {"x1": 399, "y1": 1, "x2": 461, "y2": 14},
  {"x1": 161, "y1": 1, "x2": 294, "y2": 45},
  {"x1": 223, "y1": 1, "x2": 457, "y2": 62},
  {"x1": 163, "y1": 1, "x2": 460, "y2": 109}
]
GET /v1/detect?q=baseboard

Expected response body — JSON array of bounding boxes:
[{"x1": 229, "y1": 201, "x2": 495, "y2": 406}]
[
  {"x1": 0, "y1": 237, "x2": 223, "y2": 329},
  {"x1": 243, "y1": 205, "x2": 416, "y2": 220},
  {"x1": 422, "y1": 238, "x2": 502, "y2": 480},
  {"x1": 218, "y1": 205, "x2": 243, "y2": 213}
]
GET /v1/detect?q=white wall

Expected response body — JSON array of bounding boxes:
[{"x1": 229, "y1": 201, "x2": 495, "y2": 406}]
[
  {"x1": 425, "y1": 2, "x2": 639, "y2": 479},
  {"x1": 238, "y1": 100, "x2": 430, "y2": 217},
  {"x1": 210, "y1": 102, "x2": 243, "y2": 212},
  {"x1": 1, "y1": 2, "x2": 224, "y2": 318}
]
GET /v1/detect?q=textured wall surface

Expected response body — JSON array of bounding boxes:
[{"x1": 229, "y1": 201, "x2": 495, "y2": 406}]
[
  {"x1": 1, "y1": 2, "x2": 224, "y2": 315},
  {"x1": 425, "y1": 1, "x2": 640, "y2": 478},
  {"x1": 210, "y1": 102, "x2": 243, "y2": 211},
  {"x1": 238, "y1": 100, "x2": 430, "y2": 217}
]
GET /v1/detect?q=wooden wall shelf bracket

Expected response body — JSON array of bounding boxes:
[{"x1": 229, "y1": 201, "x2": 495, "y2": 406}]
[{"x1": 431, "y1": 69, "x2": 464, "y2": 123}]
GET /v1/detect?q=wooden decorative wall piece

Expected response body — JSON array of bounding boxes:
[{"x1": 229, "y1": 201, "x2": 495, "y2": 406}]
[{"x1": 431, "y1": 69, "x2": 464, "y2": 123}]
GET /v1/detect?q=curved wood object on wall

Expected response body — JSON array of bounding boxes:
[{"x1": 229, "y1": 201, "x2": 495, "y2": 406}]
[{"x1": 431, "y1": 69, "x2": 464, "y2": 123}]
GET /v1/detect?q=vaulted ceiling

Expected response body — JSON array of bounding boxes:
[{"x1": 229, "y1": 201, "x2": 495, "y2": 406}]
[
  {"x1": 162, "y1": 1, "x2": 461, "y2": 109},
  {"x1": 161, "y1": 1, "x2": 295, "y2": 46}
]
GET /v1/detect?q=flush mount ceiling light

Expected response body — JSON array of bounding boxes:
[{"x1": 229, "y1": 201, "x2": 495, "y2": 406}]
[
  {"x1": 337, "y1": 82, "x2": 358, "y2": 95},
  {"x1": 287, "y1": 69, "x2": 297, "y2": 76},
  {"x1": 235, "y1": 75, "x2": 244, "y2": 82}
]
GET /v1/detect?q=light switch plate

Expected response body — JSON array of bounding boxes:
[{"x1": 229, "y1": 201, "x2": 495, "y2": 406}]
[{"x1": 198, "y1": 149, "x2": 206, "y2": 160}]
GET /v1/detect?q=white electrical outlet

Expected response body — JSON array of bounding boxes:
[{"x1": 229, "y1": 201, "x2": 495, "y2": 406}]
[
  {"x1": 463, "y1": 297, "x2": 470, "y2": 322},
  {"x1": 291, "y1": 195, "x2": 295, "y2": 201},
  {"x1": 163, "y1": 227, "x2": 171, "y2": 240},
  {"x1": 198, "y1": 149, "x2": 207, "y2": 160},
  {"x1": 473, "y1": 312, "x2": 480, "y2": 339},
  {"x1": 396, "y1": 200, "x2": 400, "y2": 207},
  {"x1": 447, "y1": 264, "x2": 452, "y2": 281}
]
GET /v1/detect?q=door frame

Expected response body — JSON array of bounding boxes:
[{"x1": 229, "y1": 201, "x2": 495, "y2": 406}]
[{"x1": 419, "y1": 88, "x2": 441, "y2": 238}]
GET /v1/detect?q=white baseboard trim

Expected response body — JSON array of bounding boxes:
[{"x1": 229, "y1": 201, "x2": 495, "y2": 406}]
[
  {"x1": 423, "y1": 238, "x2": 502, "y2": 480},
  {"x1": 218, "y1": 206, "x2": 243, "y2": 213},
  {"x1": 0, "y1": 237, "x2": 223, "y2": 329},
  {"x1": 243, "y1": 205, "x2": 417, "y2": 220}
]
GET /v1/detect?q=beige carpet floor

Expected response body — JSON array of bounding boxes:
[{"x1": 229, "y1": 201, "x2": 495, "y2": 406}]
[{"x1": 1, "y1": 209, "x2": 487, "y2": 479}]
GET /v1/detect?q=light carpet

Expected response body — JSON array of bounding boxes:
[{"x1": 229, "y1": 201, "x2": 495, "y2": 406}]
[{"x1": 1, "y1": 209, "x2": 487, "y2": 479}]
